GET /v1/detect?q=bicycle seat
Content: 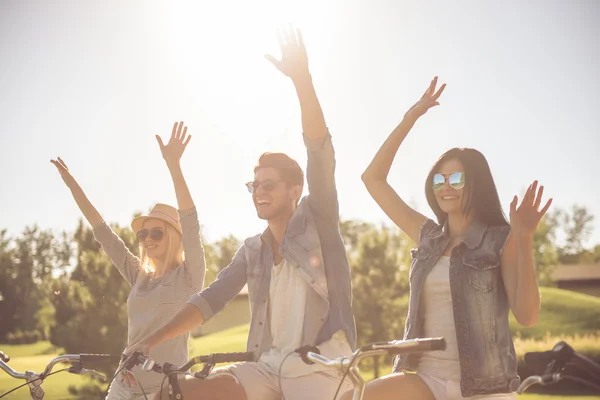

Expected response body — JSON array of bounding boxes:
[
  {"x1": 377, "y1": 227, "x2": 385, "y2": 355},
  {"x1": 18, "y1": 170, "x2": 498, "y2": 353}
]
[{"x1": 524, "y1": 341, "x2": 574, "y2": 374}]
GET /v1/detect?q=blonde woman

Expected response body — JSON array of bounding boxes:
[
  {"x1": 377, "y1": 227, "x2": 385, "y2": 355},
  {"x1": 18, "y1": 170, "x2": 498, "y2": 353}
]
[{"x1": 51, "y1": 121, "x2": 206, "y2": 399}]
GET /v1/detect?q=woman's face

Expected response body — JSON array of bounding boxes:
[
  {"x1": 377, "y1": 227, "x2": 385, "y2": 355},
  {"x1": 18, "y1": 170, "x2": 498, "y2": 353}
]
[
  {"x1": 138, "y1": 218, "x2": 168, "y2": 260},
  {"x1": 433, "y1": 158, "x2": 467, "y2": 215}
]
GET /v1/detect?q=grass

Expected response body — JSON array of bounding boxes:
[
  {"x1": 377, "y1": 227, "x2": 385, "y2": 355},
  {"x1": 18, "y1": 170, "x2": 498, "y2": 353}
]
[
  {"x1": 1, "y1": 288, "x2": 600, "y2": 399},
  {"x1": 510, "y1": 287, "x2": 600, "y2": 339}
]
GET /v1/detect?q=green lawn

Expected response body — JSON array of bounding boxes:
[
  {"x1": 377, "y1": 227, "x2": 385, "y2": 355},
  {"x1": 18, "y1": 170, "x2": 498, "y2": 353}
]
[
  {"x1": 510, "y1": 287, "x2": 600, "y2": 339},
  {"x1": 2, "y1": 287, "x2": 599, "y2": 399}
]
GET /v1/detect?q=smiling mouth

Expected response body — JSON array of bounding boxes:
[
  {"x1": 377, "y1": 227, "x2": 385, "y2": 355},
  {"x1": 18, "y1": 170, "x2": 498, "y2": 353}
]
[
  {"x1": 146, "y1": 245, "x2": 158, "y2": 249},
  {"x1": 441, "y1": 196, "x2": 459, "y2": 200}
]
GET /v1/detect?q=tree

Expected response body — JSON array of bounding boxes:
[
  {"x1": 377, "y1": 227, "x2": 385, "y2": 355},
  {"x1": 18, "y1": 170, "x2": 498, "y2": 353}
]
[
  {"x1": 556, "y1": 205, "x2": 594, "y2": 263},
  {"x1": 0, "y1": 226, "x2": 70, "y2": 342},
  {"x1": 0, "y1": 229, "x2": 17, "y2": 340},
  {"x1": 204, "y1": 235, "x2": 241, "y2": 285},
  {"x1": 50, "y1": 221, "x2": 133, "y2": 377},
  {"x1": 344, "y1": 221, "x2": 412, "y2": 377},
  {"x1": 532, "y1": 213, "x2": 560, "y2": 286}
]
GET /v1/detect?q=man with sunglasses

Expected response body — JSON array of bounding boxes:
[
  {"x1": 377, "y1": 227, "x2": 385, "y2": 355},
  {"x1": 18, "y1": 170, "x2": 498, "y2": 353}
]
[{"x1": 139, "y1": 28, "x2": 356, "y2": 400}]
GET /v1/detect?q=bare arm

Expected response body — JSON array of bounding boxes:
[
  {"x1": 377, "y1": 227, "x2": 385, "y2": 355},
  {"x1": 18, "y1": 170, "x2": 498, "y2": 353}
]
[
  {"x1": 157, "y1": 122, "x2": 206, "y2": 290},
  {"x1": 157, "y1": 121, "x2": 195, "y2": 211},
  {"x1": 266, "y1": 29, "x2": 327, "y2": 142},
  {"x1": 51, "y1": 158, "x2": 140, "y2": 285},
  {"x1": 50, "y1": 158, "x2": 103, "y2": 228},
  {"x1": 266, "y1": 29, "x2": 341, "y2": 223},
  {"x1": 500, "y1": 181, "x2": 552, "y2": 326},
  {"x1": 362, "y1": 78, "x2": 445, "y2": 244}
]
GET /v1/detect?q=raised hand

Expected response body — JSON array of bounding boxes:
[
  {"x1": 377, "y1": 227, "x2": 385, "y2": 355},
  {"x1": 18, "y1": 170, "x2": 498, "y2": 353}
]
[
  {"x1": 404, "y1": 77, "x2": 446, "y2": 122},
  {"x1": 510, "y1": 181, "x2": 552, "y2": 237},
  {"x1": 265, "y1": 26, "x2": 310, "y2": 81},
  {"x1": 50, "y1": 157, "x2": 77, "y2": 189},
  {"x1": 156, "y1": 121, "x2": 191, "y2": 167}
]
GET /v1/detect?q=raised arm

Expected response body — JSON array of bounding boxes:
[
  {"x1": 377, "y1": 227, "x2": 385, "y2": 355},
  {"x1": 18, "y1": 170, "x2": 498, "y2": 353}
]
[
  {"x1": 500, "y1": 181, "x2": 552, "y2": 327},
  {"x1": 156, "y1": 121, "x2": 206, "y2": 291},
  {"x1": 50, "y1": 158, "x2": 139, "y2": 285},
  {"x1": 266, "y1": 28, "x2": 338, "y2": 223},
  {"x1": 361, "y1": 77, "x2": 446, "y2": 244}
]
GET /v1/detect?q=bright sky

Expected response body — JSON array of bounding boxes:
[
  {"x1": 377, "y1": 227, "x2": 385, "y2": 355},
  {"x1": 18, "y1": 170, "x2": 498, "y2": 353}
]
[{"x1": 1, "y1": 0, "x2": 599, "y2": 248}]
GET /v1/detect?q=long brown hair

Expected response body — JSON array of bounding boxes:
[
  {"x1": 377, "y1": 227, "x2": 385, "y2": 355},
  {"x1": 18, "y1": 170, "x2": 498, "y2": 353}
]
[{"x1": 425, "y1": 148, "x2": 509, "y2": 227}]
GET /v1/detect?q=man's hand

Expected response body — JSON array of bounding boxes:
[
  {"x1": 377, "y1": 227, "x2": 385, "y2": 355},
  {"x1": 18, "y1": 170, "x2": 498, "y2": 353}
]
[{"x1": 265, "y1": 27, "x2": 310, "y2": 82}]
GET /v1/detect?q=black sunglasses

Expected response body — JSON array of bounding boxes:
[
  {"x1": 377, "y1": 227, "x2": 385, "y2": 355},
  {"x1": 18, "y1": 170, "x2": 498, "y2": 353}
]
[
  {"x1": 245, "y1": 179, "x2": 286, "y2": 194},
  {"x1": 136, "y1": 228, "x2": 164, "y2": 242}
]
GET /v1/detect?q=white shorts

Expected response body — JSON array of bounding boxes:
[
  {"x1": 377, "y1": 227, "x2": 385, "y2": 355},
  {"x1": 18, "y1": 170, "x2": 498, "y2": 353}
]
[
  {"x1": 418, "y1": 373, "x2": 517, "y2": 400},
  {"x1": 211, "y1": 361, "x2": 353, "y2": 400}
]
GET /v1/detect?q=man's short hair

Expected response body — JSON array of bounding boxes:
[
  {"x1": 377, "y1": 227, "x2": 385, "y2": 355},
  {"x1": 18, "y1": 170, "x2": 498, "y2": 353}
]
[{"x1": 254, "y1": 152, "x2": 304, "y2": 189}]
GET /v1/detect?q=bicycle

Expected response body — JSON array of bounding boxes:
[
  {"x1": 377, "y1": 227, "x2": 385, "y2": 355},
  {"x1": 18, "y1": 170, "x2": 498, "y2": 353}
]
[
  {"x1": 124, "y1": 351, "x2": 254, "y2": 400},
  {"x1": 0, "y1": 349, "x2": 121, "y2": 399},
  {"x1": 124, "y1": 338, "x2": 443, "y2": 400},
  {"x1": 516, "y1": 340, "x2": 600, "y2": 394},
  {"x1": 296, "y1": 336, "x2": 447, "y2": 400}
]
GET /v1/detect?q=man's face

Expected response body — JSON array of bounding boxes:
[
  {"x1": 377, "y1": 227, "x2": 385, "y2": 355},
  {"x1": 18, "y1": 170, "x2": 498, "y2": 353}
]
[{"x1": 249, "y1": 167, "x2": 300, "y2": 221}]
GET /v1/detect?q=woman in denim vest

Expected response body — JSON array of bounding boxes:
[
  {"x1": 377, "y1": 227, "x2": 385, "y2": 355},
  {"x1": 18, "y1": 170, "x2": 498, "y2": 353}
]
[{"x1": 354, "y1": 77, "x2": 552, "y2": 400}]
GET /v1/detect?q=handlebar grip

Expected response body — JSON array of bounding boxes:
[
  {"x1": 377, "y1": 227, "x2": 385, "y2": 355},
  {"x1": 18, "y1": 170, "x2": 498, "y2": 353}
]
[
  {"x1": 425, "y1": 338, "x2": 446, "y2": 352},
  {"x1": 80, "y1": 354, "x2": 122, "y2": 364},
  {"x1": 295, "y1": 345, "x2": 321, "y2": 365},
  {"x1": 386, "y1": 337, "x2": 446, "y2": 355},
  {"x1": 210, "y1": 352, "x2": 255, "y2": 363},
  {"x1": 0, "y1": 351, "x2": 10, "y2": 363}
]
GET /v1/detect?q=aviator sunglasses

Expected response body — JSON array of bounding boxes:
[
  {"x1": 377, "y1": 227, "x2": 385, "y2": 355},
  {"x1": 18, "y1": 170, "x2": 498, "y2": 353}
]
[
  {"x1": 245, "y1": 179, "x2": 286, "y2": 194},
  {"x1": 432, "y1": 172, "x2": 465, "y2": 191},
  {"x1": 136, "y1": 228, "x2": 164, "y2": 242}
]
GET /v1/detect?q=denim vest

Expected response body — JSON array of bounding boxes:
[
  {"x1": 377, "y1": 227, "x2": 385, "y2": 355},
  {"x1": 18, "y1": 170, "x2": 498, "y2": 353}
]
[
  {"x1": 393, "y1": 219, "x2": 520, "y2": 396},
  {"x1": 188, "y1": 133, "x2": 357, "y2": 360}
]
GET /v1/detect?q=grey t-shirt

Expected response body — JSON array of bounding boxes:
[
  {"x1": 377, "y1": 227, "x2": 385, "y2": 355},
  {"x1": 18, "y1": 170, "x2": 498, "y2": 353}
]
[{"x1": 93, "y1": 207, "x2": 205, "y2": 395}]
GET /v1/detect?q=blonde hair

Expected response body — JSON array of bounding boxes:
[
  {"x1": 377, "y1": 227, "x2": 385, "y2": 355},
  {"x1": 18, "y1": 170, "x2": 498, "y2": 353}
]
[{"x1": 139, "y1": 221, "x2": 184, "y2": 276}]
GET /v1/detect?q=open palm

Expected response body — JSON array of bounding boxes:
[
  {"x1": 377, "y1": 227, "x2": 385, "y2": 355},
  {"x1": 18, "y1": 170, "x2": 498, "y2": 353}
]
[
  {"x1": 510, "y1": 181, "x2": 552, "y2": 236},
  {"x1": 265, "y1": 26, "x2": 309, "y2": 80},
  {"x1": 156, "y1": 121, "x2": 191, "y2": 165},
  {"x1": 404, "y1": 77, "x2": 446, "y2": 122}
]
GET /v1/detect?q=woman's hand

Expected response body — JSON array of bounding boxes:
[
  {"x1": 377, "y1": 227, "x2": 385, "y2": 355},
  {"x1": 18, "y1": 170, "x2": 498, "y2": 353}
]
[
  {"x1": 510, "y1": 180, "x2": 552, "y2": 238},
  {"x1": 156, "y1": 121, "x2": 191, "y2": 167},
  {"x1": 50, "y1": 157, "x2": 78, "y2": 189},
  {"x1": 403, "y1": 76, "x2": 446, "y2": 123}
]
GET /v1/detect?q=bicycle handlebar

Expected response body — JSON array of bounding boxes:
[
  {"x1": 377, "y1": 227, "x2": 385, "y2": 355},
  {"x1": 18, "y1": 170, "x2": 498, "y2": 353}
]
[
  {"x1": 126, "y1": 351, "x2": 255, "y2": 375},
  {"x1": 517, "y1": 341, "x2": 600, "y2": 394},
  {"x1": 359, "y1": 337, "x2": 446, "y2": 354},
  {"x1": 0, "y1": 353, "x2": 119, "y2": 381},
  {"x1": 299, "y1": 337, "x2": 446, "y2": 370}
]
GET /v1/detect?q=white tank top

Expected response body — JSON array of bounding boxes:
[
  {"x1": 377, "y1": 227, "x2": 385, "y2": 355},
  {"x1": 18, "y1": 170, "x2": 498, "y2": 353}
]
[{"x1": 418, "y1": 256, "x2": 461, "y2": 381}]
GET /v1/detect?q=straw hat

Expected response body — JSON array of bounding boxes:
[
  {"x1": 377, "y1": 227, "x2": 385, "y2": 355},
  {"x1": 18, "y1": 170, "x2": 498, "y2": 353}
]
[{"x1": 131, "y1": 203, "x2": 182, "y2": 235}]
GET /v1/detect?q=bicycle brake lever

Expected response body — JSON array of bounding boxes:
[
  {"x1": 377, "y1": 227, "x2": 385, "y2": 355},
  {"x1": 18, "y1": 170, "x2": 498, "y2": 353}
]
[
  {"x1": 67, "y1": 365, "x2": 107, "y2": 382},
  {"x1": 80, "y1": 368, "x2": 107, "y2": 382}
]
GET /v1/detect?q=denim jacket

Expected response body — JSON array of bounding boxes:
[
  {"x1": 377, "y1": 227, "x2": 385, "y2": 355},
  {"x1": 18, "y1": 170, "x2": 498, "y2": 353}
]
[
  {"x1": 188, "y1": 132, "x2": 357, "y2": 360},
  {"x1": 393, "y1": 218, "x2": 520, "y2": 396}
]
